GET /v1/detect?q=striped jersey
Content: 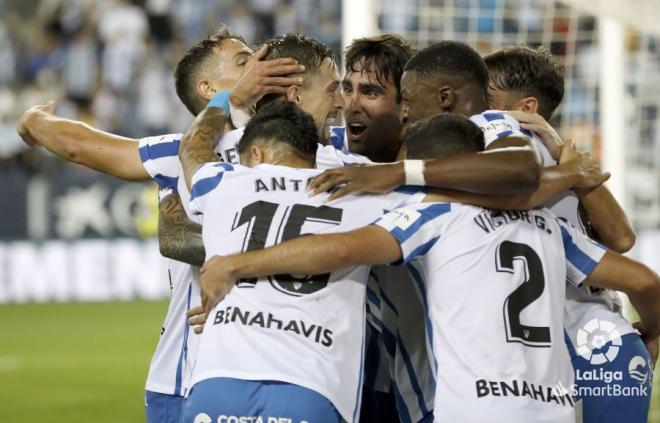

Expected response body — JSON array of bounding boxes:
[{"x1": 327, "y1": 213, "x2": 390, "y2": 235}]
[
  {"x1": 187, "y1": 162, "x2": 424, "y2": 423},
  {"x1": 374, "y1": 202, "x2": 608, "y2": 422},
  {"x1": 469, "y1": 110, "x2": 635, "y2": 354},
  {"x1": 138, "y1": 128, "x2": 374, "y2": 396}
]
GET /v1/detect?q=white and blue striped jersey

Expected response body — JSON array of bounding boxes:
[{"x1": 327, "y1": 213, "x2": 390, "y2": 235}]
[
  {"x1": 469, "y1": 111, "x2": 635, "y2": 353},
  {"x1": 328, "y1": 125, "x2": 348, "y2": 152},
  {"x1": 187, "y1": 162, "x2": 424, "y2": 423},
  {"x1": 374, "y1": 202, "x2": 608, "y2": 422},
  {"x1": 138, "y1": 129, "x2": 378, "y2": 397}
]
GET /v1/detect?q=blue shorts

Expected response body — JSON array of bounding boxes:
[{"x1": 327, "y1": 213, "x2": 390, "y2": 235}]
[
  {"x1": 145, "y1": 390, "x2": 185, "y2": 423},
  {"x1": 568, "y1": 332, "x2": 653, "y2": 423},
  {"x1": 180, "y1": 377, "x2": 342, "y2": 423}
]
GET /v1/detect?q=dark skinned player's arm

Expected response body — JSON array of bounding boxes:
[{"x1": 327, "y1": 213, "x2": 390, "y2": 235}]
[
  {"x1": 309, "y1": 135, "x2": 542, "y2": 201},
  {"x1": 585, "y1": 251, "x2": 660, "y2": 340},
  {"x1": 18, "y1": 105, "x2": 149, "y2": 181},
  {"x1": 179, "y1": 106, "x2": 227, "y2": 191},
  {"x1": 158, "y1": 193, "x2": 205, "y2": 266}
]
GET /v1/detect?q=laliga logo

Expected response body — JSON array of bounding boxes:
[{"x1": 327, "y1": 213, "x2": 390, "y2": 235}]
[
  {"x1": 628, "y1": 355, "x2": 649, "y2": 384},
  {"x1": 576, "y1": 318, "x2": 622, "y2": 365},
  {"x1": 194, "y1": 413, "x2": 212, "y2": 423}
]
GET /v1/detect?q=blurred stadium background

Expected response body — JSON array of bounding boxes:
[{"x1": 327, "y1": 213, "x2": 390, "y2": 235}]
[{"x1": 0, "y1": 0, "x2": 658, "y2": 421}]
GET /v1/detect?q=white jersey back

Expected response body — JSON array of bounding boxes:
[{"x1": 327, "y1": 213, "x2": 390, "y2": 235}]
[
  {"x1": 469, "y1": 110, "x2": 634, "y2": 349},
  {"x1": 137, "y1": 129, "x2": 364, "y2": 395},
  {"x1": 375, "y1": 202, "x2": 607, "y2": 422},
  {"x1": 188, "y1": 162, "x2": 423, "y2": 423}
]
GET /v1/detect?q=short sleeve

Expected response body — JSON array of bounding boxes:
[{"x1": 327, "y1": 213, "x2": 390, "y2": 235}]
[
  {"x1": 555, "y1": 217, "x2": 608, "y2": 286},
  {"x1": 373, "y1": 202, "x2": 452, "y2": 265},
  {"x1": 188, "y1": 162, "x2": 235, "y2": 215},
  {"x1": 138, "y1": 133, "x2": 183, "y2": 189},
  {"x1": 469, "y1": 110, "x2": 533, "y2": 148}
]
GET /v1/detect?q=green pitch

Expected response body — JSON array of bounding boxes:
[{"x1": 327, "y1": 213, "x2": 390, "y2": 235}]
[
  {"x1": 0, "y1": 301, "x2": 167, "y2": 423},
  {"x1": 0, "y1": 301, "x2": 659, "y2": 422}
]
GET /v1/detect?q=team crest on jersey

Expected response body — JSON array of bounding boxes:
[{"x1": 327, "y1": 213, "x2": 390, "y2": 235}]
[{"x1": 382, "y1": 208, "x2": 421, "y2": 230}]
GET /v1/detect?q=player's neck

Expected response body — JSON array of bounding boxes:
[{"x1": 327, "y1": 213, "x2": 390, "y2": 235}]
[{"x1": 268, "y1": 152, "x2": 314, "y2": 169}]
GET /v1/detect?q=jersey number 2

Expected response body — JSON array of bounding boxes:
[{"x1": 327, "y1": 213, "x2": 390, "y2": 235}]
[
  {"x1": 232, "y1": 200, "x2": 343, "y2": 296},
  {"x1": 496, "y1": 241, "x2": 551, "y2": 347}
]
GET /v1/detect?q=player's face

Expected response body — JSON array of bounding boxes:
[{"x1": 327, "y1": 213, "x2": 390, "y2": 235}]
[
  {"x1": 296, "y1": 57, "x2": 342, "y2": 139},
  {"x1": 341, "y1": 64, "x2": 402, "y2": 159},
  {"x1": 209, "y1": 39, "x2": 253, "y2": 92},
  {"x1": 400, "y1": 70, "x2": 443, "y2": 126}
]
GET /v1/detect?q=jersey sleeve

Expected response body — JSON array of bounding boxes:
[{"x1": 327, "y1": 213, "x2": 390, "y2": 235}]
[
  {"x1": 555, "y1": 217, "x2": 608, "y2": 287},
  {"x1": 188, "y1": 162, "x2": 235, "y2": 215},
  {"x1": 469, "y1": 110, "x2": 533, "y2": 148},
  {"x1": 373, "y1": 202, "x2": 452, "y2": 265},
  {"x1": 138, "y1": 133, "x2": 183, "y2": 189}
]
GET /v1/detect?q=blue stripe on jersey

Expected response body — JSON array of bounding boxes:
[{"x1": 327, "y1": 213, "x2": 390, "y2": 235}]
[
  {"x1": 174, "y1": 281, "x2": 193, "y2": 395},
  {"x1": 139, "y1": 139, "x2": 181, "y2": 161},
  {"x1": 389, "y1": 203, "x2": 451, "y2": 245},
  {"x1": 391, "y1": 382, "x2": 413, "y2": 423},
  {"x1": 559, "y1": 224, "x2": 600, "y2": 276},
  {"x1": 378, "y1": 285, "x2": 399, "y2": 317},
  {"x1": 496, "y1": 129, "x2": 514, "y2": 138},
  {"x1": 366, "y1": 285, "x2": 381, "y2": 309},
  {"x1": 351, "y1": 304, "x2": 367, "y2": 423},
  {"x1": 329, "y1": 126, "x2": 346, "y2": 151},
  {"x1": 404, "y1": 236, "x2": 441, "y2": 263},
  {"x1": 397, "y1": 336, "x2": 431, "y2": 416},
  {"x1": 521, "y1": 128, "x2": 534, "y2": 137},
  {"x1": 407, "y1": 263, "x2": 438, "y2": 381},
  {"x1": 153, "y1": 174, "x2": 179, "y2": 190},
  {"x1": 214, "y1": 162, "x2": 234, "y2": 171},
  {"x1": 483, "y1": 112, "x2": 505, "y2": 122},
  {"x1": 393, "y1": 185, "x2": 428, "y2": 195},
  {"x1": 190, "y1": 173, "x2": 225, "y2": 202}
]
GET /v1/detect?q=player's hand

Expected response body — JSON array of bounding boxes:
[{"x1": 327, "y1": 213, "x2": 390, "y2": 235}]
[
  {"x1": 633, "y1": 321, "x2": 659, "y2": 367},
  {"x1": 506, "y1": 111, "x2": 563, "y2": 161},
  {"x1": 560, "y1": 141, "x2": 610, "y2": 190},
  {"x1": 229, "y1": 44, "x2": 305, "y2": 109},
  {"x1": 16, "y1": 101, "x2": 55, "y2": 147},
  {"x1": 200, "y1": 255, "x2": 237, "y2": 316},
  {"x1": 186, "y1": 305, "x2": 207, "y2": 335},
  {"x1": 308, "y1": 163, "x2": 405, "y2": 201}
]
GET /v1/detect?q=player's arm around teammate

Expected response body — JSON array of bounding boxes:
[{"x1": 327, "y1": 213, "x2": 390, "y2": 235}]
[{"x1": 508, "y1": 110, "x2": 636, "y2": 253}]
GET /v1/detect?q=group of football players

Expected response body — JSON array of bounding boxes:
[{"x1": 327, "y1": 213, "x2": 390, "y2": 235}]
[{"x1": 17, "y1": 26, "x2": 659, "y2": 423}]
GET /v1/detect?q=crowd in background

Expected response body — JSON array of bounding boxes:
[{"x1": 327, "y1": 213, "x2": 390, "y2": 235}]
[{"x1": 0, "y1": 0, "x2": 341, "y2": 169}]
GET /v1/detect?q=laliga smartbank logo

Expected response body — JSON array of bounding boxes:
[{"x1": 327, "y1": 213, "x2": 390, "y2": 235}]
[{"x1": 575, "y1": 318, "x2": 622, "y2": 364}]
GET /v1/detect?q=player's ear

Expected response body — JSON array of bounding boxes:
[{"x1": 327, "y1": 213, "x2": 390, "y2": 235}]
[
  {"x1": 517, "y1": 96, "x2": 539, "y2": 114},
  {"x1": 250, "y1": 145, "x2": 265, "y2": 165},
  {"x1": 197, "y1": 78, "x2": 216, "y2": 101},
  {"x1": 436, "y1": 85, "x2": 454, "y2": 111},
  {"x1": 286, "y1": 85, "x2": 301, "y2": 105}
]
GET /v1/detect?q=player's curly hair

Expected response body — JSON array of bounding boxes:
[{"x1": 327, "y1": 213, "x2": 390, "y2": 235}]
[
  {"x1": 402, "y1": 113, "x2": 484, "y2": 160},
  {"x1": 174, "y1": 26, "x2": 245, "y2": 116},
  {"x1": 344, "y1": 34, "x2": 415, "y2": 102},
  {"x1": 484, "y1": 45, "x2": 564, "y2": 120},
  {"x1": 405, "y1": 41, "x2": 489, "y2": 94},
  {"x1": 238, "y1": 100, "x2": 319, "y2": 158}
]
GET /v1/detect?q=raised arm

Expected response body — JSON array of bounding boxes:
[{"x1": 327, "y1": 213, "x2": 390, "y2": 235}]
[
  {"x1": 308, "y1": 135, "x2": 542, "y2": 201},
  {"x1": 158, "y1": 192, "x2": 205, "y2": 266},
  {"x1": 179, "y1": 101, "x2": 227, "y2": 190},
  {"x1": 17, "y1": 102, "x2": 149, "y2": 181},
  {"x1": 509, "y1": 111, "x2": 636, "y2": 253},
  {"x1": 198, "y1": 225, "x2": 401, "y2": 314}
]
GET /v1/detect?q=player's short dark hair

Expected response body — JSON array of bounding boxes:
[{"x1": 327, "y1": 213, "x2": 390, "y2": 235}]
[
  {"x1": 238, "y1": 100, "x2": 319, "y2": 157},
  {"x1": 174, "y1": 27, "x2": 245, "y2": 116},
  {"x1": 256, "y1": 33, "x2": 336, "y2": 110},
  {"x1": 404, "y1": 41, "x2": 489, "y2": 93},
  {"x1": 402, "y1": 113, "x2": 485, "y2": 159},
  {"x1": 344, "y1": 34, "x2": 415, "y2": 102},
  {"x1": 484, "y1": 45, "x2": 564, "y2": 120}
]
